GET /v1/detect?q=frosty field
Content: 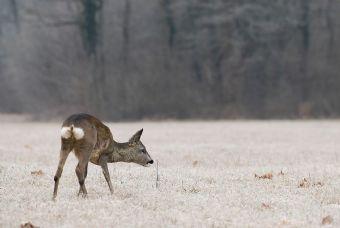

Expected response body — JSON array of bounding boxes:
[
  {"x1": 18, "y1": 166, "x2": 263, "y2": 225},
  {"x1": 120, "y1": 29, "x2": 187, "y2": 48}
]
[{"x1": 1, "y1": 120, "x2": 340, "y2": 227}]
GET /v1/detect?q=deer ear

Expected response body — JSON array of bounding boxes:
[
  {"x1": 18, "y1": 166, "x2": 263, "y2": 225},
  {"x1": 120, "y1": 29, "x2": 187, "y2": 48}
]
[{"x1": 129, "y1": 128, "x2": 143, "y2": 143}]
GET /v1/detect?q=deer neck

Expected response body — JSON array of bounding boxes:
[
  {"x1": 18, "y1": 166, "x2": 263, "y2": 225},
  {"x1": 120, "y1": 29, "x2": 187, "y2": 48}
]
[{"x1": 108, "y1": 141, "x2": 133, "y2": 163}]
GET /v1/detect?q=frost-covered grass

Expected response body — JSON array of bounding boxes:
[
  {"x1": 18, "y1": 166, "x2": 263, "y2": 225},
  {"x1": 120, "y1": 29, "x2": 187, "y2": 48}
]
[{"x1": 1, "y1": 120, "x2": 340, "y2": 227}]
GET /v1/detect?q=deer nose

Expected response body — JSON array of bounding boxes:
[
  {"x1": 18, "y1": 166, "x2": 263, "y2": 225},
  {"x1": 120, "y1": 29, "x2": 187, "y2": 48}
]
[{"x1": 148, "y1": 160, "x2": 154, "y2": 164}]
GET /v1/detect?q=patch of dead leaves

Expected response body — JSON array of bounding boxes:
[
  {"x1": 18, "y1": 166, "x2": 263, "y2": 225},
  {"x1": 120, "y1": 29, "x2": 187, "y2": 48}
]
[
  {"x1": 298, "y1": 178, "x2": 324, "y2": 188},
  {"x1": 192, "y1": 160, "x2": 199, "y2": 167},
  {"x1": 299, "y1": 178, "x2": 310, "y2": 188},
  {"x1": 255, "y1": 171, "x2": 286, "y2": 180},
  {"x1": 321, "y1": 215, "x2": 333, "y2": 225},
  {"x1": 255, "y1": 173, "x2": 273, "y2": 180},
  {"x1": 278, "y1": 170, "x2": 284, "y2": 176},
  {"x1": 21, "y1": 222, "x2": 38, "y2": 228},
  {"x1": 31, "y1": 170, "x2": 44, "y2": 176},
  {"x1": 24, "y1": 144, "x2": 32, "y2": 150},
  {"x1": 261, "y1": 203, "x2": 271, "y2": 209},
  {"x1": 314, "y1": 181, "x2": 324, "y2": 187}
]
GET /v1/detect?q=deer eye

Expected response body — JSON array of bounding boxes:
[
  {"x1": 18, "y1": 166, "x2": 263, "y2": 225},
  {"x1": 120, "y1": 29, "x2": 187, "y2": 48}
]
[{"x1": 141, "y1": 149, "x2": 146, "y2": 153}]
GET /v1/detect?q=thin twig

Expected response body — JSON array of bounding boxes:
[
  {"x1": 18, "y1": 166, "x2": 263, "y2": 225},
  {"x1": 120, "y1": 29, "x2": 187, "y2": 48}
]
[{"x1": 156, "y1": 160, "x2": 160, "y2": 189}]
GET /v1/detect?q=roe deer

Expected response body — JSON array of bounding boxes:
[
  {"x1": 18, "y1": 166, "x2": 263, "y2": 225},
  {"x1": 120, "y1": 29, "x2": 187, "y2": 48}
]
[{"x1": 53, "y1": 113, "x2": 153, "y2": 199}]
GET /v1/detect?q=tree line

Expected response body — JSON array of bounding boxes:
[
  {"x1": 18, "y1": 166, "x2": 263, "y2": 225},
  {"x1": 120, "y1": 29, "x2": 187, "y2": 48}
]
[{"x1": 0, "y1": 0, "x2": 339, "y2": 120}]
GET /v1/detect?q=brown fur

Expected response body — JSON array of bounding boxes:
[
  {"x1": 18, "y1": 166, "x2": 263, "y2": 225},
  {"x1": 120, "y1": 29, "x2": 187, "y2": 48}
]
[{"x1": 53, "y1": 113, "x2": 153, "y2": 199}]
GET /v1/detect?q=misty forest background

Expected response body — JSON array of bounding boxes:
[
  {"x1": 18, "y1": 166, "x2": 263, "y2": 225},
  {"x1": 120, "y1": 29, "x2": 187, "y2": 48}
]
[{"x1": 0, "y1": 0, "x2": 339, "y2": 120}]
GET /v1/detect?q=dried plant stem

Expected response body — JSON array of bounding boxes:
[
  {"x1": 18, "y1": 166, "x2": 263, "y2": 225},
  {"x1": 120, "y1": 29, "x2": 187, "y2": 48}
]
[{"x1": 156, "y1": 160, "x2": 160, "y2": 188}]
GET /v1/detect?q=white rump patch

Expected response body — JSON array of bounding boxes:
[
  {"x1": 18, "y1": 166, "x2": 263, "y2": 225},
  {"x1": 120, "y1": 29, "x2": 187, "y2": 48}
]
[
  {"x1": 73, "y1": 127, "x2": 85, "y2": 140},
  {"x1": 61, "y1": 125, "x2": 85, "y2": 140},
  {"x1": 61, "y1": 127, "x2": 72, "y2": 139}
]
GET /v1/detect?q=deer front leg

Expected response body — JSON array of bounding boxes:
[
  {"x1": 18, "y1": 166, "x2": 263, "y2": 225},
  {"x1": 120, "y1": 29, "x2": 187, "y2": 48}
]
[{"x1": 99, "y1": 155, "x2": 114, "y2": 194}]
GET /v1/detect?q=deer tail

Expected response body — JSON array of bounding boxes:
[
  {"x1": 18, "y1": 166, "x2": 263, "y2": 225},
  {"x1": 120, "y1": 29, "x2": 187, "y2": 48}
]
[{"x1": 61, "y1": 124, "x2": 85, "y2": 140}]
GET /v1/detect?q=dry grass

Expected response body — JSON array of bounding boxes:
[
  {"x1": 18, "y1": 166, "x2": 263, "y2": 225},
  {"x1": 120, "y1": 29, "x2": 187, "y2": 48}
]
[{"x1": 1, "y1": 119, "x2": 340, "y2": 227}]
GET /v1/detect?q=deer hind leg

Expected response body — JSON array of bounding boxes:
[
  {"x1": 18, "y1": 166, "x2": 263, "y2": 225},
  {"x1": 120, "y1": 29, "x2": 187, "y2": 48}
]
[
  {"x1": 76, "y1": 162, "x2": 88, "y2": 197},
  {"x1": 53, "y1": 139, "x2": 73, "y2": 200},
  {"x1": 75, "y1": 143, "x2": 92, "y2": 197},
  {"x1": 99, "y1": 155, "x2": 114, "y2": 194},
  {"x1": 78, "y1": 163, "x2": 88, "y2": 196}
]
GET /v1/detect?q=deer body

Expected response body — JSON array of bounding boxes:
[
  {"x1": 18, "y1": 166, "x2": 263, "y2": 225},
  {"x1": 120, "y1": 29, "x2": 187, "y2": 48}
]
[{"x1": 53, "y1": 113, "x2": 153, "y2": 199}]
